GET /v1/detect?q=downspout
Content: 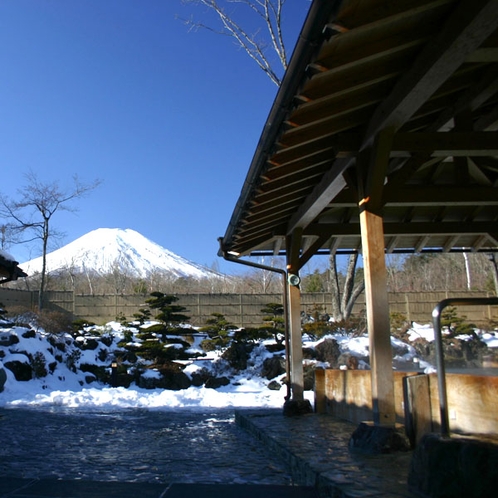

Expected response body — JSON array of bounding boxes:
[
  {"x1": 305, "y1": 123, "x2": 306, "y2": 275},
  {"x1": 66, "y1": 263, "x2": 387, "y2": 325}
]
[{"x1": 218, "y1": 238, "x2": 291, "y2": 401}]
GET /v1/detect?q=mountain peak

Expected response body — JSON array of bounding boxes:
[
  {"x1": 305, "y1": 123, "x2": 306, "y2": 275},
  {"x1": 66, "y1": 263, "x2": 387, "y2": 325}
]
[{"x1": 23, "y1": 228, "x2": 221, "y2": 279}]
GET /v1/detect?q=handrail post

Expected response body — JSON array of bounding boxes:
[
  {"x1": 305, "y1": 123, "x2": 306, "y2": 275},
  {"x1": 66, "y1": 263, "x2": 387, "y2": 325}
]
[{"x1": 431, "y1": 297, "x2": 498, "y2": 437}]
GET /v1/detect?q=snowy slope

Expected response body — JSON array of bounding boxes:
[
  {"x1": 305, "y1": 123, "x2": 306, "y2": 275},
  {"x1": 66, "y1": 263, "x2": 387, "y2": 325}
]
[{"x1": 21, "y1": 228, "x2": 221, "y2": 279}]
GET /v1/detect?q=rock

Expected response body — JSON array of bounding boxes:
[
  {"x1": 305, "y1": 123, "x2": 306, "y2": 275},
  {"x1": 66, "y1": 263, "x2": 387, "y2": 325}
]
[
  {"x1": 337, "y1": 353, "x2": 359, "y2": 370},
  {"x1": 412, "y1": 337, "x2": 488, "y2": 369},
  {"x1": 204, "y1": 376, "x2": 230, "y2": 389},
  {"x1": 190, "y1": 368, "x2": 212, "y2": 387},
  {"x1": 303, "y1": 364, "x2": 315, "y2": 391},
  {"x1": 261, "y1": 356, "x2": 285, "y2": 380},
  {"x1": 139, "y1": 365, "x2": 191, "y2": 391},
  {"x1": 21, "y1": 329, "x2": 36, "y2": 339},
  {"x1": 4, "y1": 360, "x2": 32, "y2": 381},
  {"x1": 0, "y1": 367, "x2": 7, "y2": 392},
  {"x1": 0, "y1": 333, "x2": 20, "y2": 347},
  {"x1": 408, "y1": 433, "x2": 498, "y2": 497},
  {"x1": 302, "y1": 347, "x2": 316, "y2": 360},
  {"x1": 315, "y1": 338, "x2": 340, "y2": 365},
  {"x1": 80, "y1": 338, "x2": 99, "y2": 350},
  {"x1": 265, "y1": 343, "x2": 285, "y2": 353},
  {"x1": 283, "y1": 399, "x2": 312, "y2": 416},
  {"x1": 267, "y1": 380, "x2": 282, "y2": 391},
  {"x1": 349, "y1": 421, "x2": 411, "y2": 454}
]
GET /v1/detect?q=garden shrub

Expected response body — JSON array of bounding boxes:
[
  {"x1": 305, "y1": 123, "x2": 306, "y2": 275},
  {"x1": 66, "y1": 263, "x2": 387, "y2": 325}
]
[{"x1": 30, "y1": 351, "x2": 48, "y2": 378}]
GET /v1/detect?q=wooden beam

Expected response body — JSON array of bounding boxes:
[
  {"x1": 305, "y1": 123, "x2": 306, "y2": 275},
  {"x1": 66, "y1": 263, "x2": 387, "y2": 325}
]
[
  {"x1": 301, "y1": 131, "x2": 498, "y2": 157},
  {"x1": 287, "y1": 158, "x2": 349, "y2": 233},
  {"x1": 298, "y1": 234, "x2": 331, "y2": 269},
  {"x1": 414, "y1": 236, "x2": 431, "y2": 253},
  {"x1": 443, "y1": 235, "x2": 461, "y2": 252},
  {"x1": 360, "y1": 209, "x2": 396, "y2": 426},
  {"x1": 363, "y1": 0, "x2": 498, "y2": 140},
  {"x1": 382, "y1": 186, "x2": 498, "y2": 206},
  {"x1": 364, "y1": 127, "x2": 395, "y2": 214},
  {"x1": 304, "y1": 221, "x2": 498, "y2": 237},
  {"x1": 391, "y1": 132, "x2": 498, "y2": 156}
]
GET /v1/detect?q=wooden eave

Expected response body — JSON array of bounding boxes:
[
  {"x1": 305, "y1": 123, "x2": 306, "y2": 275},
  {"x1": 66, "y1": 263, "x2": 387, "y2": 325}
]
[{"x1": 220, "y1": 0, "x2": 498, "y2": 265}]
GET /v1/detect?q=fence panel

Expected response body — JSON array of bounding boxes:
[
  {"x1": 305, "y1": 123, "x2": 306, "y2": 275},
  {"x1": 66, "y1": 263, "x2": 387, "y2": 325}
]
[
  {"x1": 0, "y1": 288, "x2": 34, "y2": 312},
  {"x1": 1, "y1": 288, "x2": 496, "y2": 327}
]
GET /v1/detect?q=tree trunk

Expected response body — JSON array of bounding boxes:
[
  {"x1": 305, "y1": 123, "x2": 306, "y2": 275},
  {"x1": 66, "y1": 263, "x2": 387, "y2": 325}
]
[
  {"x1": 38, "y1": 219, "x2": 49, "y2": 310},
  {"x1": 329, "y1": 254, "x2": 343, "y2": 321},
  {"x1": 329, "y1": 253, "x2": 365, "y2": 321}
]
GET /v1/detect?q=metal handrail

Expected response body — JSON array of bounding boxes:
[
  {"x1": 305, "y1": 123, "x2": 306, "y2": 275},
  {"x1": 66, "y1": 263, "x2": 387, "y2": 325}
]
[{"x1": 432, "y1": 297, "x2": 498, "y2": 436}]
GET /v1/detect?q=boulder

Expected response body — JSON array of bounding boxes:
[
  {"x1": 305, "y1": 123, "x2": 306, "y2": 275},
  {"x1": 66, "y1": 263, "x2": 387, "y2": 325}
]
[
  {"x1": 315, "y1": 338, "x2": 340, "y2": 365},
  {"x1": 267, "y1": 380, "x2": 282, "y2": 391},
  {"x1": 261, "y1": 356, "x2": 285, "y2": 380},
  {"x1": 337, "y1": 353, "x2": 360, "y2": 370},
  {"x1": 409, "y1": 433, "x2": 498, "y2": 497},
  {"x1": 204, "y1": 376, "x2": 230, "y2": 389},
  {"x1": 4, "y1": 360, "x2": 32, "y2": 381},
  {"x1": 0, "y1": 367, "x2": 7, "y2": 392},
  {"x1": 190, "y1": 368, "x2": 212, "y2": 387},
  {"x1": 349, "y1": 421, "x2": 411, "y2": 454},
  {"x1": 0, "y1": 333, "x2": 20, "y2": 347}
]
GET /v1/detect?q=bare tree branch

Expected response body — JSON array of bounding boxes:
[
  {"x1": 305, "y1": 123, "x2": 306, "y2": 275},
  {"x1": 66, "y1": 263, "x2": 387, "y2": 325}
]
[
  {"x1": 180, "y1": 0, "x2": 289, "y2": 86},
  {"x1": 0, "y1": 171, "x2": 101, "y2": 309}
]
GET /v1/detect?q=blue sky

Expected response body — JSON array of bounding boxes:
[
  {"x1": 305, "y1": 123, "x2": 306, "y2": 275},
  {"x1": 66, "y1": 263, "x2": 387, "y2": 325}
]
[{"x1": 0, "y1": 0, "x2": 310, "y2": 273}]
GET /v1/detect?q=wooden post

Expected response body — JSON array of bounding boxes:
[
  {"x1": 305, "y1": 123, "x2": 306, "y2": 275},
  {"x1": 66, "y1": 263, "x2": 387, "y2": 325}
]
[
  {"x1": 286, "y1": 227, "x2": 305, "y2": 403},
  {"x1": 314, "y1": 368, "x2": 326, "y2": 413},
  {"x1": 360, "y1": 209, "x2": 396, "y2": 426},
  {"x1": 288, "y1": 281, "x2": 304, "y2": 401}
]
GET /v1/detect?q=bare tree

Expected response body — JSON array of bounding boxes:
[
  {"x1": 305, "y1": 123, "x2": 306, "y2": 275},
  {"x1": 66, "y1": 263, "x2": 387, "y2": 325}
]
[
  {"x1": 0, "y1": 171, "x2": 101, "y2": 309},
  {"x1": 181, "y1": 0, "x2": 289, "y2": 86},
  {"x1": 330, "y1": 253, "x2": 365, "y2": 321}
]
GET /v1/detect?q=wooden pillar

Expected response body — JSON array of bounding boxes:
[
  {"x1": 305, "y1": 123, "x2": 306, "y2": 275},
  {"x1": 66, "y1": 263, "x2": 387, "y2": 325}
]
[
  {"x1": 286, "y1": 227, "x2": 304, "y2": 402},
  {"x1": 314, "y1": 368, "x2": 326, "y2": 413},
  {"x1": 288, "y1": 281, "x2": 304, "y2": 400},
  {"x1": 360, "y1": 209, "x2": 396, "y2": 426}
]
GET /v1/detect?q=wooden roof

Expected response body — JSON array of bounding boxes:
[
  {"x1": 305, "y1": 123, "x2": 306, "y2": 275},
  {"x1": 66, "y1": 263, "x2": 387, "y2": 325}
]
[
  {"x1": 0, "y1": 253, "x2": 27, "y2": 284},
  {"x1": 220, "y1": 0, "x2": 498, "y2": 266}
]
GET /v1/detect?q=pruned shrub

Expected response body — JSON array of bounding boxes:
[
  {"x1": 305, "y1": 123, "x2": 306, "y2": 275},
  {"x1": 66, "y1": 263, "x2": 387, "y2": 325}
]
[{"x1": 30, "y1": 351, "x2": 48, "y2": 378}]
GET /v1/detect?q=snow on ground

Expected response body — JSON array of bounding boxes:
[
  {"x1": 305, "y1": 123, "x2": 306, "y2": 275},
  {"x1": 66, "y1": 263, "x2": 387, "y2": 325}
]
[
  {"x1": 1, "y1": 380, "x2": 292, "y2": 412},
  {"x1": 1, "y1": 321, "x2": 496, "y2": 412}
]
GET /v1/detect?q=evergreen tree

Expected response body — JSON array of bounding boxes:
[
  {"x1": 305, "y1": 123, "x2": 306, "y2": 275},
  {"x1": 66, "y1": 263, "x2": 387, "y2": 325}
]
[
  {"x1": 199, "y1": 312, "x2": 236, "y2": 350},
  {"x1": 260, "y1": 302, "x2": 285, "y2": 345},
  {"x1": 145, "y1": 292, "x2": 190, "y2": 330}
]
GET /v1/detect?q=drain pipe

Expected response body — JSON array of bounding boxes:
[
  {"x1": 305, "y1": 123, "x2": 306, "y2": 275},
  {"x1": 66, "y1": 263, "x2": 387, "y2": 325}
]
[{"x1": 218, "y1": 238, "x2": 291, "y2": 401}]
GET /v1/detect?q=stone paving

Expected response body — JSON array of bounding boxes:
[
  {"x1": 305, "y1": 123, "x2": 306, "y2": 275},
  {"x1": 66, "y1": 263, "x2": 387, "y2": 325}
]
[
  {"x1": 236, "y1": 409, "x2": 418, "y2": 498},
  {"x1": 0, "y1": 407, "x2": 293, "y2": 485}
]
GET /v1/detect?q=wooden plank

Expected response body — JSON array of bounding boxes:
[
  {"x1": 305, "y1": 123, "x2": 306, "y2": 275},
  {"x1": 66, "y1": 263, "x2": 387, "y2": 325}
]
[
  {"x1": 445, "y1": 374, "x2": 498, "y2": 436},
  {"x1": 404, "y1": 374, "x2": 433, "y2": 447}
]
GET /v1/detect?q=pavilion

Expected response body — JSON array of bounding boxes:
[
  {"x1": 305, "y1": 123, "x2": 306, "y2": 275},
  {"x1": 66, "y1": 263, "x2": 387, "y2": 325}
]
[{"x1": 219, "y1": 0, "x2": 498, "y2": 425}]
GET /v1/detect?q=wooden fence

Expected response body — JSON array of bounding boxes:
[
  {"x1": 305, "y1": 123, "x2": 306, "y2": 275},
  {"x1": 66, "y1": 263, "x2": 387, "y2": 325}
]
[{"x1": 1, "y1": 288, "x2": 496, "y2": 327}]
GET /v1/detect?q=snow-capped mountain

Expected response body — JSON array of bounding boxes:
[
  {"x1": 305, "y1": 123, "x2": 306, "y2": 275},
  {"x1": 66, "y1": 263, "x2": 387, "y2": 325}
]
[{"x1": 22, "y1": 228, "x2": 221, "y2": 280}]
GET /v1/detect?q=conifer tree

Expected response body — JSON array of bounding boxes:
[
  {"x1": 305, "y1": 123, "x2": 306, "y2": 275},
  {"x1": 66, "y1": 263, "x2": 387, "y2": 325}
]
[{"x1": 145, "y1": 292, "x2": 190, "y2": 330}]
